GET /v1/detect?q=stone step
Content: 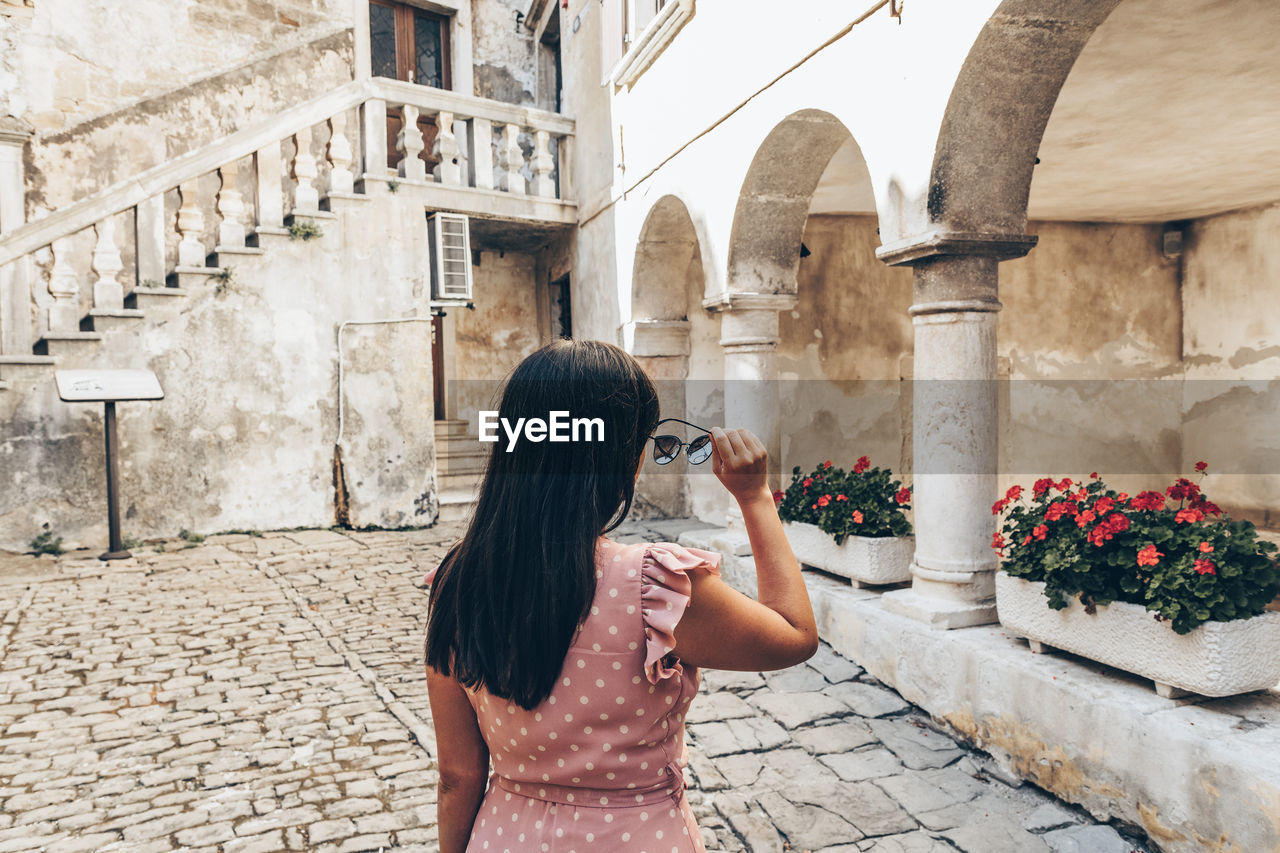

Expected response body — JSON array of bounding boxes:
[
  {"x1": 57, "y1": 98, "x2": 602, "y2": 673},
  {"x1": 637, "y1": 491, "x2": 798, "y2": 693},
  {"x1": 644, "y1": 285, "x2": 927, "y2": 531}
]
[
  {"x1": 322, "y1": 192, "x2": 372, "y2": 210},
  {"x1": 83, "y1": 308, "x2": 145, "y2": 334},
  {"x1": 438, "y1": 489, "x2": 478, "y2": 523},
  {"x1": 169, "y1": 265, "x2": 226, "y2": 291},
  {"x1": 438, "y1": 457, "x2": 486, "y2": 480},
  {"x1": 208, "y1": 245, "x2": 265, "y2": 268},
  {"x1": 0, "y1": 355, "x2": 57, "y2": 389},
  {"x1": 437, "y1": 470, "x2": 483, "y2": 493},
  {"x1": 125, "y1": 286, "x2": 188, "y2": 311},
  {"x1": 34, "y1": 331, "x2": 101, "y2": 360},
  {"x1": 433, "y1": 419, "x2": 471, "y2": 439}
]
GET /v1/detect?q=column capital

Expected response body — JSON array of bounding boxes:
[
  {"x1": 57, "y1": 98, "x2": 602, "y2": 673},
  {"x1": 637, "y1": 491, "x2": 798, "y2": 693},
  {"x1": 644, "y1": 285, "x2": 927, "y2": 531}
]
[
  {"x1": 876, "y1": 229, "x2": 1038, "y2": 267},
  {"x1": 701, "y1": 291, "x2": 798, "y2": 314},
  {"x1": 0, "y1": 115, "x2": 34, "y2": 147},
  {"x1": 621, "y1": 319, "x2": 690, "y2": 357}
]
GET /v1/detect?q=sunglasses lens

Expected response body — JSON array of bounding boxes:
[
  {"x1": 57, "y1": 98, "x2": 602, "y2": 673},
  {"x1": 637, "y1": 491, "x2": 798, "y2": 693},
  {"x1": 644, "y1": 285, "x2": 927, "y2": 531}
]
[
  {"x1": 653, "y1": 436, "x2": 680, "y2": 465},
  {"x1": 687, "y1": 435, "x2": 712, "y2": 464}
]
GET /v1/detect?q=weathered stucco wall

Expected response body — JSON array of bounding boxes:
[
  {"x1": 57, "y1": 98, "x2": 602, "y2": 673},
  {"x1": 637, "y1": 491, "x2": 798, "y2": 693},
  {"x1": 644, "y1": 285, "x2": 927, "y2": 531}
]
[
  {"x1": 1181, "y1": 201, "x2": 1280, "y2": 527},
  {"x1": 998, "y1": 220, "x2": 1183, "y2": 498},
  {"x1": 0, "y1": 192, "x2": 435, "y2": 550},
  {"x1": 778, "y1": 214, "x2": 912, "y2": 481},
  {"x1": 449, "y1": 248, "x2": 542, "y2": 427},
  {"x1": 2, "y1": 0, "x2": 355, "y2": 215},
  {"x1": 471, "y1": 0, "x2": 537, "y2": 106}
]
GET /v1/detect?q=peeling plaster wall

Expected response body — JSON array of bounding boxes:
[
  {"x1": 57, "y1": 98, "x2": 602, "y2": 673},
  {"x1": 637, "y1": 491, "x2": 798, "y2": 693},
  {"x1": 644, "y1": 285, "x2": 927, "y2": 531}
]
[
  {"x1": 0, "y1": 192, "x2": 433, "y2": 550},
  {"x1": 778, "y1": 215, "x2": 913, "y2": 481},
  {"x1": 471, "y1": 0, "x2": 537, "y2": 106},
  {"x1": 1, "y1": 0, "x2": 354, "y2": 215},
  {"x1": 1181, "y1": 201, "x2": 1280, "y2": 527},
  {"x1": 998, "y1": 221, "x2": 1183, "y2": 499},
  {"x1": 449, "y1": 248, "x2": 542, "y2": 428}
]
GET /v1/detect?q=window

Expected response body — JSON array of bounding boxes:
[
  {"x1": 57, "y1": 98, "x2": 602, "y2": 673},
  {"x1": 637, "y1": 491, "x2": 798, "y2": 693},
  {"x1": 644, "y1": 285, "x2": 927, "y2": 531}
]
[
  {"x1": 369, "y1": 1, "x2": 452, "y2": 174},
  {"x1": 600, "y1": 0, "x2": 692, "y2": 88},
  {"x1": 369, "y1": 0, "x2": 450, "y2": 89}
]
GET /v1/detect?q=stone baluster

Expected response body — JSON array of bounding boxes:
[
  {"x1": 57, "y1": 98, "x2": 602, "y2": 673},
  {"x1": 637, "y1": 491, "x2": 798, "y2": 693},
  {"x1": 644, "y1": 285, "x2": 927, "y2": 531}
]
[
  {"x1": 135, "y1": 194, "x2": 167, "y2": 287},
  {"x1": 531, "y1": 130, "x2": 556, "y2": 199},
  {"x1": 216, "y1": 160, "x2": 246, "y2": 248},
  {"x1": 255, "y1": 144, "x2": 285, "y2": 231},
  {"x1": 467, "y1": 118, "x2": 494, "y2": 190},
  {"x1": 432, "y1": 111, "x2": 461, "y2": 186},
  {"x1": 556, "y1": 134, "x2": 574, "y2": 202},
  {"x1": 177, "y1": 179, "x2": 205, "y2": 268},
  {"x1": 91, "y1": 218, "x2": 125, "y2": 311},
  {"x1": 47, "y1": 236, "x2": 80, "y2": 333},
  {"x1": 498, "y1": 124, "x2": 525, "y2": 195},
  {"x1": 327, "y1": 111, "x2": 355, "y2": 195},
  {"x1": 292, "y1": 125, "x2": 320, "y2": 212},
  {"x1": 362, "y1": 98, "x2": 389, "y2": 177},
  {"x1": 396, "y1": 105, "x2": 427, "y2": 182}
]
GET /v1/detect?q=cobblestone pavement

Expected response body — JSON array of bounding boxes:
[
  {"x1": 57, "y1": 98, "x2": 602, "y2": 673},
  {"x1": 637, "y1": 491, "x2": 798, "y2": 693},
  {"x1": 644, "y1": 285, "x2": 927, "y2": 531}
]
[{"x1": 0, "y1": 519, "x2": 1152, "y2": 853}]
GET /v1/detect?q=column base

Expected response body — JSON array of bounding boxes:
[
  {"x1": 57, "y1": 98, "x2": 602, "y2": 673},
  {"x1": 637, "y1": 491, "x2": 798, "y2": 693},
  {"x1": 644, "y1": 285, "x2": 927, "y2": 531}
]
[{"x1": 881, "y1": 587, "x2": 997, "y2": 630}]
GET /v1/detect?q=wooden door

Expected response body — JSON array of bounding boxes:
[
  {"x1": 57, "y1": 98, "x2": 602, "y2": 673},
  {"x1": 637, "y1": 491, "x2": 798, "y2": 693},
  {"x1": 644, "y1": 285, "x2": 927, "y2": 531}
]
[
  {"x1": 370, "y1": 0, "x2": 451, "y2": 175},
  {"x1": 431, "y1": 312, "x2": 446, "y2": 419}
]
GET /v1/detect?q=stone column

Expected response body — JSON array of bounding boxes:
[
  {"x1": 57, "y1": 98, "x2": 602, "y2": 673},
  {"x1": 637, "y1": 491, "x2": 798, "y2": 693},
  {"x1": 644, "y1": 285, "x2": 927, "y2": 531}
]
[
  {"x1": 704, "y1": 292, "x2": 796, "y2": 533},
  {"x1": 625, "y1": 319, "x2": 692, "y2": 517},
  {"x1": 876, "y1": 232, "x2": 1036, "y2": 629},
  {"x1": 0, "y1": 116, "x2": 33, "y2": 355}
]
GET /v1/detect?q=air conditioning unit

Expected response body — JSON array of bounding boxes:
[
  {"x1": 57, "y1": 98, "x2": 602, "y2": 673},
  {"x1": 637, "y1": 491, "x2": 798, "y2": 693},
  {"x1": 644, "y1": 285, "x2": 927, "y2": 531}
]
[{"x1": 428, "y1": 212, "x2": 472, "y2": 302}]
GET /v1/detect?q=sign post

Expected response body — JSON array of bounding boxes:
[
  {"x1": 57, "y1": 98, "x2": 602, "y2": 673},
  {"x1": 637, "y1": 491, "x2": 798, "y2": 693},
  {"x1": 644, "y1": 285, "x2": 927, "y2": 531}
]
[{"x1": 54, "y1": 369, "x2": 164, "y2": 561}]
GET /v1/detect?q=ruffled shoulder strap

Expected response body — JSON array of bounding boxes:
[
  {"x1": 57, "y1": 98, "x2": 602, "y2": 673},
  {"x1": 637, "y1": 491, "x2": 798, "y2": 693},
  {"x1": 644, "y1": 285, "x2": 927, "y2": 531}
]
[{"x1": 640, "y1": 542, "x2": 722, "y2": 683}]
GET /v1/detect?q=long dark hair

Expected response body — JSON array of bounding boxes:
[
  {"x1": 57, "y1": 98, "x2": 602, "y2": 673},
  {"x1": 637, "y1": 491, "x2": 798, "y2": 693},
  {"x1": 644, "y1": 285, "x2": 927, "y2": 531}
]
[{"x1": 425, "y1": 339, "x2": 660, "y2": 709}]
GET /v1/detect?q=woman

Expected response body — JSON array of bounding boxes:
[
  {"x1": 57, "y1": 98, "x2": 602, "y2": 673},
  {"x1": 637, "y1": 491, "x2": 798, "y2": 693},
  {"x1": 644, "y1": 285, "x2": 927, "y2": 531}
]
[{"x1": 425, "y1": 339, "x2": 817, "y2": 852}]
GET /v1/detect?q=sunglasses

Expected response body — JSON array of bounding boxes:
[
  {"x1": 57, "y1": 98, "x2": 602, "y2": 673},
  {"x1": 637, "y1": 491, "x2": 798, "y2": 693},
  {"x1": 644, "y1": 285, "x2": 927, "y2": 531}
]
[{"x1": 648, "y1": 418, "x2": 713, "y2": 465}]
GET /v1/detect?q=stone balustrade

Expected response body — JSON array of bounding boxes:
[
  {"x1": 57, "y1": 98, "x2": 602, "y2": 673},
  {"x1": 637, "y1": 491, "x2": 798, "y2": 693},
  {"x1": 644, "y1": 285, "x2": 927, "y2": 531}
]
[{"x1": 0, "y1": 80, "x2": 576, "y2": 359}]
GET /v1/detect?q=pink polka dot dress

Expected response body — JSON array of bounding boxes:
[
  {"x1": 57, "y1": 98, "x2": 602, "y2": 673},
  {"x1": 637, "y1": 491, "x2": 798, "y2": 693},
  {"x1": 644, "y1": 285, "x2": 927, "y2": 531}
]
[{"x1": 437, "y1": 538, "x2": 721, "y2": 853}]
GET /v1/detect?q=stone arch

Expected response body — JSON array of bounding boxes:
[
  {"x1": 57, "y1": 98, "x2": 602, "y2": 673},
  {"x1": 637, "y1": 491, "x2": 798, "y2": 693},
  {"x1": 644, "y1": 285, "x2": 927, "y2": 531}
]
[
  {"x1": 925, "y1": 0, "x2": 1123, "y2": 238},
  {"x1": 630, "y1": 194, "x2": 704, "y2": 323},
  {"x1": 725, "y1": 109, "x2": 858, "y2": 295},
  {"x1": 626, "y1": 194, "x2": 716, "y2": 519}
]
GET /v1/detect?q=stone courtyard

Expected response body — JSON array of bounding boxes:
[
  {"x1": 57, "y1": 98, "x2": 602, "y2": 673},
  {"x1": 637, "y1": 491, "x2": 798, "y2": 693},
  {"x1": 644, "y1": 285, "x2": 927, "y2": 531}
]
[{"x1": 0, "y1": 520, "x2": 1152, "y2": 853}]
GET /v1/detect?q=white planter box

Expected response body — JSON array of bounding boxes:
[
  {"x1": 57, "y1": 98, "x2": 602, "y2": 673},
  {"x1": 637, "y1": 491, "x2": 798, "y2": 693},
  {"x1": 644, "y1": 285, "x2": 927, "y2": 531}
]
[
  {"x1": 784, "y1": 521, "x2": 913, "y2": 587},
  {"x1": 996, "y1": 572, "x2": 1280, "y2": 698}
]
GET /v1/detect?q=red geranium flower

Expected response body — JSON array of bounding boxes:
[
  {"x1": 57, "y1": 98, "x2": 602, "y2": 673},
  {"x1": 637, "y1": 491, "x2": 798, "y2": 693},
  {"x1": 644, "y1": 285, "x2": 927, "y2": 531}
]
[
  {"x1": 1175, "y1": 507, "x2": 1205, "y2": 524},
  {"x1": 1136, "y1": 544, "x2": 1164, "y2": 567},
  {"x1": 1116, "y1": 492, "x2": 1129, "y2": 502},
  {"x1": 836, "y1": 494, "x2": 848, "y2": 502},
  {"x1": 1056, "y1": 478, "x2": 1073, "y2": 491},
  {"x1": 772, "y1": 490, "x2": 784, "y2": 503},
  {"x1": 1190, "y1": 495, "x2": 1222, "y2": 517},
  {"x1": 1021, "y1": 535, "x2": 1033, "y2": 546},
  {"x1": 853, "y1": 456, "x2": 870, "y2": 474},
  {"x1": 851, "y1": 510, "x2": 863, "y2": 523},
  {"x1": 992, "y1": 498, "x2": 1009, "y2": 516},
  {"x1": 1195, "y1": 461, "x2": 1208, "y2": 472},
  {"x1": 991, "y1": 531, "x2": 1006, "y2": 551},
  {"x1": 1093, "y1": 496, "x2": 1115, "y2": 515},
  {"x1": 895, "y1": 488, "x2": 912, "y2": 505},
  {"x1": 803, "y1": 477, "x2": 813, "y2": 488},
  {"x1": 1105, "y1": 512, "x2": 1129, "y2": 533},
  {"x1": 1032, "y1": 524, "x2": 1048, "y2": 541},
  {"x1": 1193, "y1": 558, "x2": 1216, "y2": 576},
  {"x1": 817, "y1": 494, "x2": 832, "y2": 508},
  {"x1": 1198, "y1": 542, "x2": 1214, "y2": 553},
  {"x1": 1128, "y1": 491, "x2": 1165, "y2": 511},
  {"x1": 1090, "y1": 472, "x2": 1099, "y2": 479},
  {"x1": 1005, "y1": 485, "x2": 1023, "y2": 502},
  {"x1": 1033, "y1": 477, "x2": 1054, "y2": 497},
  {"x1": 1044, "y1": 501, "x2": 1075, "y2": 522},
  {"x1": 1075, "y1": 509, "x2": 1097, "y2": 528},
  {"x1": 824, "y1": 460, "x2": 833, "y2": 469}
]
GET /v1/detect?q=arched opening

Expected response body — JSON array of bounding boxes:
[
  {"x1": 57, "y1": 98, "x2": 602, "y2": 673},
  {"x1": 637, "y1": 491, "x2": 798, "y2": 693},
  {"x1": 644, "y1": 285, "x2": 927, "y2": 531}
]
[
  {"x1": 725, "y1": 110, "x2": 912, "y2": 495},
  {"x1": 627, "y1": 195, "x2": 720, "y2": 520},
  {"x1": 937, "y1": 0, "x2": 1280, "y2": 527}
]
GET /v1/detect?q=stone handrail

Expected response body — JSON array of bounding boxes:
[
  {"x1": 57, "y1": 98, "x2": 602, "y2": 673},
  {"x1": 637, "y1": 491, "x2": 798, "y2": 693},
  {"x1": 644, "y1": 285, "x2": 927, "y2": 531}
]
[
  {"x1": 0, "y1": 79, "x2": 576, "y2": 356},
  {"x1": 0, "y1": 79, "x2": 576, "y2": 267}
]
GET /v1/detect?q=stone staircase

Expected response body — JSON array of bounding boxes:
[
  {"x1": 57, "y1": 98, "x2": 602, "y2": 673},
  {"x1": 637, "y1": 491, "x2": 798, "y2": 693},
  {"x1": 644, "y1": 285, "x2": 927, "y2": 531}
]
[
  {"x1": 0, "y1": 78, "x2": 575, "y2": 530},
  {"x1": 435, "y1": 419, "x2": 486, "y2": 523}
]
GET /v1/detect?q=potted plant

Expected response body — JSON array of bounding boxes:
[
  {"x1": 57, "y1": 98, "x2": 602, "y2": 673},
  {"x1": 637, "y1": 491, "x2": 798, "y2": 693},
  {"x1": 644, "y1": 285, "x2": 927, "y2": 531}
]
[
  {"x1": 993, "y1": 465, "x2": 1280, "y2": 697},
  {"x1": 775, "y1": 457, "x2": 914, "y2": 587}
]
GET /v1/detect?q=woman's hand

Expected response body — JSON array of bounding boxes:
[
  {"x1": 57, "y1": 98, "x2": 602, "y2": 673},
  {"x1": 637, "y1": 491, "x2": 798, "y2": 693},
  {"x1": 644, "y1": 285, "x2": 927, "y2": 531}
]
[{"x1": 710, "y1": 427, "x2": 769, "y2": 502}]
